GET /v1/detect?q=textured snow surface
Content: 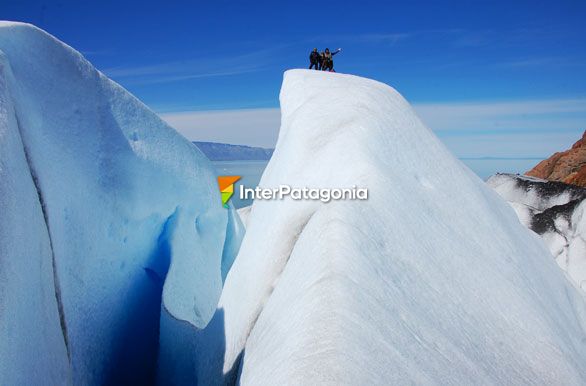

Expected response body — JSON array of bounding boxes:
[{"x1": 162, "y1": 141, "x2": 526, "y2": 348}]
[
  {"x1": 197, "y1": 70, "x2": 586, "y2": 385},
  {"x1": 0, "y1": 49, "x2": 70, "y2": 385},
  {"x1": 0, "y1": 22, "x2": 242, "y2": 384},
  {"x1": 236, "y1": 206, "x2": 252, "y2": 228},
  {"x1": 488, "y1": 173, "x2": 586, "y2": 292}
]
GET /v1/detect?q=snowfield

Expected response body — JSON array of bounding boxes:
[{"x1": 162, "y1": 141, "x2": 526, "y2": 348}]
[
  {"x1": 488, "y1": 173, "x2": 586, "y2": 292},
  {"x1": 196, "y1": 70, "x2": 586, "y2": 384},
  {"x1": 0, "y1": 21, "x2": 243, "y2": 385}
]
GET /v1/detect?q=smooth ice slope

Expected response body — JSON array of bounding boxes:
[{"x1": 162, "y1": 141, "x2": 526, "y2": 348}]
[
  {"x1": 0, "y1": 22, "x2": 243, "y2": 384},
  {"x1": 488, "y1": 173, "x2": 586, "y2": 291},
  {"x1": 0, "y1": 50, "x2": 70, "y2": 385},
  {"x1": 199, "y1": 70, "x2": 586, "y2": 384}
]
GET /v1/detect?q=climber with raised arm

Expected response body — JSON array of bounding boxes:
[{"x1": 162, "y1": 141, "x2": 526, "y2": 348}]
[{"x1": 321, "y1": 48, "x2": 341, "y2": 72}]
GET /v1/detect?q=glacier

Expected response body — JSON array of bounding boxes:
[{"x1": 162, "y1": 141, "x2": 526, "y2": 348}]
[
  {"x1": 2, "y1": 20, "x2": 586, "y2": 386},
  {"x1": 0, "y1": 21, "x2": 243, "y2": 385},
  {"x1": 488, "y1": 173, "x2": 586, "y2": 292},
  {"x1": 196, "y1": 70, "x2": 586, "y2": 384}
]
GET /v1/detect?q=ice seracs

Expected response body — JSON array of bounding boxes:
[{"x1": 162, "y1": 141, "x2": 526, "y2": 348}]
[
  {"x1": 197, "y1": 70, "x2": 586, "y2": 384},
  {"x1": 0, "y1": 21, "x2": 243, "y2": 384},
  {"x1": 488, "y1": 173, "x2": 586, "y2": 292}
]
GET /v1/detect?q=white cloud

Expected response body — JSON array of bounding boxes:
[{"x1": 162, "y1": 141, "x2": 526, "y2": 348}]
[
  {"x1": 440, "y1": 131, "x2": 581, "y2": 158},
  {"x1": 495, "y1": 57, "x2": 582, "y2": 68},
  {"x1": 160, "y1": 108, "x2": 281, "y2": 148},
  {"x1": 102, "y1": 48, "x2": 276, "y2": 85},
  {"x1": 415, "y1": 98, "x2": 586, "y2": 131},
  {"x1": 349, "y1": 33, "x2": 411, "y2": 45},
  {"x1": 159, "y1": 98, "x2": 586, "y2": 157},
  {"x1": 415, "y1": 99, "x2": 585, "y2": 157}
]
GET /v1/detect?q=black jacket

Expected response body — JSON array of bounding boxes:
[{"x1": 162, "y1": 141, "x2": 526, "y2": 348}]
[{"x1": 309, "y1": 51, "x2": 320, "y2": 63}]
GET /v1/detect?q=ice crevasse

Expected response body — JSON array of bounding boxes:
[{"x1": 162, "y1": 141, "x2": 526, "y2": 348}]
[{"x1": 0, "y1": 21, "x2": 243, "y2": 385}]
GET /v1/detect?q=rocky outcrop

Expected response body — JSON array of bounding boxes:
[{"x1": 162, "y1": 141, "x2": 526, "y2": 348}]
[{"x1": 527, "y1": 130, "x2": 586, "y2": 187}]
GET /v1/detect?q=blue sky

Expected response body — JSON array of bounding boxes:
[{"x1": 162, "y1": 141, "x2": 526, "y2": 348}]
[{"x1": 3, "y1": 0, "x2": 586, "y2": 157}]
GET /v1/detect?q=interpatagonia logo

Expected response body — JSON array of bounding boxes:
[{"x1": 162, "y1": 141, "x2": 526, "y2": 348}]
[
  {"x1": 217, "y1": 176, "x2": 241, "y2": 208},
  {"x1": 240, "y1": 185, "x2": 368, "y2": 203}
]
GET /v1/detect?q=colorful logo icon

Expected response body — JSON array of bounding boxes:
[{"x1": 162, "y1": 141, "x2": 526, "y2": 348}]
[{"x1": 218, "y1": 176, "x2": 241, "y2": 208}]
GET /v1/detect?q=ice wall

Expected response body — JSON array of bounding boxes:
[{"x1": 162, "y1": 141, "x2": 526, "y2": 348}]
[{"x1": 0, "y1": 22, "x2": 243, "y2": 384}]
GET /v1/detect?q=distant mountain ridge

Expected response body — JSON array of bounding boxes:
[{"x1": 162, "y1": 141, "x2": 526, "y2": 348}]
[{"x1": 193, "y1": 141, "x2": 274, "y2": 161}]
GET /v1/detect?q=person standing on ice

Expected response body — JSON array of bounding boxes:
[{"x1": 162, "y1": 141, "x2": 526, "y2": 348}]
[
  {"x1": 309, "y1": 48, "x2": 321, "y2": 70},
  {"x1": 322, "y1": 48, "x2": 341, "y2": 72}
]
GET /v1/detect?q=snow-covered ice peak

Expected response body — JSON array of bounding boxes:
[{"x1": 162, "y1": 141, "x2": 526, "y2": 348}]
[{"x1": 195, "y1": 70, "x2": 586, "y2": 385}]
